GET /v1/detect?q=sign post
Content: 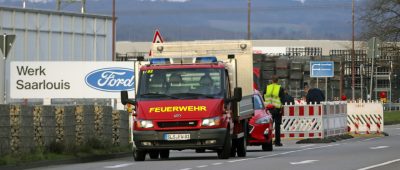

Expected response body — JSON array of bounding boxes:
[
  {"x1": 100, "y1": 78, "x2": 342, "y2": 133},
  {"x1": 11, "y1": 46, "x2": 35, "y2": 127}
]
[
  {"x1": 310, "y1": 61, "x2": 334, "y2": 101},
  {"x1": 0, "y1": 34, "x2": 16, "y2": 104}
]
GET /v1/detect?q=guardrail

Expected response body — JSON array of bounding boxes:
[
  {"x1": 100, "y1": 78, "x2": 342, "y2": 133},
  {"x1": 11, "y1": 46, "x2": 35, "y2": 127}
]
[{"x1": 280, "y1": 101, "x2": 347, "y2": 139}]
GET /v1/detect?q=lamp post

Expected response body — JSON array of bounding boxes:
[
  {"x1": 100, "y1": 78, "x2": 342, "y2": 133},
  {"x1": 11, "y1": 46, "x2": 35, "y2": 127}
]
[
  {"x1": 351, "y1": 0, "x2": 355, "y2": 100},
  {"x1": 247, "y1": 0, "x2": 251, "y2": 40}
]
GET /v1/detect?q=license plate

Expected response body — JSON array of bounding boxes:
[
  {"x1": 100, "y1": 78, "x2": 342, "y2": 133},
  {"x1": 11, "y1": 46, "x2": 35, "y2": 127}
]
[{"x1": 164, "y1": 134, "x2": 190, "y2": 141}]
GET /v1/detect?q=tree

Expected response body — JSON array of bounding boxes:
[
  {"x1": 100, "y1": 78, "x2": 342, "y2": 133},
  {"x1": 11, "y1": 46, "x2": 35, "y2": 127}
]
[{"x1": 360, "y1": 0, "x2": 400, "y2": 42}]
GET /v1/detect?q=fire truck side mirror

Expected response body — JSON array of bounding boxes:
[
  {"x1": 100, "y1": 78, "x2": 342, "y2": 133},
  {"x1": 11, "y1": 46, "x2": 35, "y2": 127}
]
[
  {"x1": 121, "y1": 91, "x2": 136, "y2": 105},
  {"x1": 233, "y1": 87, "x2": 242, "y2": 102}
]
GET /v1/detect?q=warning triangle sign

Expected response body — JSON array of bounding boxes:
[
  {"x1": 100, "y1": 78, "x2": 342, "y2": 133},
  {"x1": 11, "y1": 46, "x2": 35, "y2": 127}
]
[
  {"x1": 152, "y1": 29, "x2": 164, "y2": 43},
  {"x1": 149, "y1": 29, "x2": 164, "y2": 56}
]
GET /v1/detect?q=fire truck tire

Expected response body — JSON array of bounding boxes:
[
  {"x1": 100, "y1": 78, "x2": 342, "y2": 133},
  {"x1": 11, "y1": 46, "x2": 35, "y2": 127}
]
[
  {"x1": 195, "y1": 149, "x2": 206, "y2": 153},
  {"x1": 133, "y1": 149, "x2": 146, "y2": 161},
  {"x1": 217, "y1": 130, "x2": 232, "y2": 159},
  {"x1": 236, "y1": 137, "x2": 247, "y2": 157},
  {"x1": 160, "y1": 150, "x2": 170, "y2": 159},
  {"x1": 149, "y1": 151, "x2": 160, "y2": 159},
  {"x1": 262, "y1": 141, "x2": 273, "y2": 151},
  {"x1": 230, "y1": 139, "x2": 237, "y2": 157}
]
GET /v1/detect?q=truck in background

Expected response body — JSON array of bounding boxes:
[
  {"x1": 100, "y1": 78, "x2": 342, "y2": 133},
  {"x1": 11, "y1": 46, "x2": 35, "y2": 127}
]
[{"x1": 121, "y1": 40, "x2": 254, "y2": 161}]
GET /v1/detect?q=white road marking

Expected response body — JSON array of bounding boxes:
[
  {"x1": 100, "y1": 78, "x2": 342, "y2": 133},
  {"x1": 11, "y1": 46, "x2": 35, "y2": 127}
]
[
  {"x1": 196, "y1": 165, "x2": 208, "y2": 168},
  {"x1": 290, "y1": 160, "x2": 319, "y2": 165},
  {"x1": 255, "y1": 144, "x2": 340, "y2": 159},
  {"x1": 104, "y1": 163, "x2": 135, "y2": 169},
  {"x1": 396, "y1": 128, "x2": 400, "y2": 130},
  {"x1": 357, "y1": 159, "x2": 400, "y2": 170},
  {"x1": 362, "y1": 137, "x2": 380, "y2": 142},
  {"x1": 300, "y1": 144, "x2": 316, "y2": 148},
  {"x1": 179, "y1": 168, "x2": 192, "y2": 170},
  {"x1": 370, "y1": 146, "x2": 389, "y2": 150},
  {"x1": 228, "y1": 158, "x2": 253, "y2": 163},
  {"x1": 212, "y1": 162, "x2": 223, "y2": 165}
]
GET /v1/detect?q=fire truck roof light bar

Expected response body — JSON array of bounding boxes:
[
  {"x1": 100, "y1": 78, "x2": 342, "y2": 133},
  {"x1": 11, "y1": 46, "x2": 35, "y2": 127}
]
[{"x1": 149, "y1": 56, "x2": 218, "y2": 65}]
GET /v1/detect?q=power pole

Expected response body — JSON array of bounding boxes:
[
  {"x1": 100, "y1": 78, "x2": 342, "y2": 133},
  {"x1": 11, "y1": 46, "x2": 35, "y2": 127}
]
[
  {"x1": 112, "y1": 0, "x2": 116, "y2": 61},
  {"x1": 247, "y1": 0, "x2": 251, "y2": 40},
  {"x1": 351, "y1": 0, "x2": 355, "y2": 100}
]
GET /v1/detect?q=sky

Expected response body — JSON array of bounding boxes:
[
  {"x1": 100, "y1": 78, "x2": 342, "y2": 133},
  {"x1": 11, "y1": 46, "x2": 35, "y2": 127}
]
[{"x1": 0, "y1": 0, "x2": 365, "y2": 41}]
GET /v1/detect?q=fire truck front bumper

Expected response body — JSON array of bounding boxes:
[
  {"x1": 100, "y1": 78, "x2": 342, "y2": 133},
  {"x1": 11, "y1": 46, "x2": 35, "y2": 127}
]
[{"x1": 133, "y1": 128, "x2": 227, "y2": 150}]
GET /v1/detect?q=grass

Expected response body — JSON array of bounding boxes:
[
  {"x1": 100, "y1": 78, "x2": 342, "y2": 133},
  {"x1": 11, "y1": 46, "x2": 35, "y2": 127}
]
[
  {"x1": 0, "y1": 139, "x2": 131, "y2": 167},
  {"x1": 384, "y1": 111, "x2": 400, "y2": 125}
]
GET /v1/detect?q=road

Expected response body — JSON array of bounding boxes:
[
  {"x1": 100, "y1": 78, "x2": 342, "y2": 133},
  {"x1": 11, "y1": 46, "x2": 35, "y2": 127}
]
[{"x1": 29, "y1": 124, "x2": 400, "y2": 170}]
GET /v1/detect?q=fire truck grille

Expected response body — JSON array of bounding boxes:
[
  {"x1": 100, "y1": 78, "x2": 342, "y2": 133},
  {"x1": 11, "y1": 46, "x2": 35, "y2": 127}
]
[{"x1": 158, "y1": 121, "x2": 198, "y2": 128}]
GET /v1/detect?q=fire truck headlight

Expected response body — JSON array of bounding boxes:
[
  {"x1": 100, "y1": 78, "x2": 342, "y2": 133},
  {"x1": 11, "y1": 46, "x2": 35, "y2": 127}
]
[
  {"x1": 137, "y1": 120, "x2": 154, "y2": 128},
  {"x1": 202, "y1": 117, "x2": 221, "y2": 127}
]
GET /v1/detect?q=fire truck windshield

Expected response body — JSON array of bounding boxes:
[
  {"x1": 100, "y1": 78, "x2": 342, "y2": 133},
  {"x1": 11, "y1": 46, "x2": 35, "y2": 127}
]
[{"x1": 138, "y1": 68, "x2": 224, "y2": 100}]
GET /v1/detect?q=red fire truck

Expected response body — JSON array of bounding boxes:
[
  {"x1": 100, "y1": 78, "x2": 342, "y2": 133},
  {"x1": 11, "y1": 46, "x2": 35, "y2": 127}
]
[{"x1": 121, "y1": 40, "x2": 254, "y2": 161}]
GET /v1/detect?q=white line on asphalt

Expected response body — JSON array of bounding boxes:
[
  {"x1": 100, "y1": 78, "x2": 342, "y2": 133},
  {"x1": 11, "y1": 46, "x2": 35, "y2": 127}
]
[
  {"x1": 357, "y1": 159, "x2": 400, "y2": 170},
  {"x1": 300, "y1": 144, "x2": 316, "y2": 148},
  {"x1": 370, "y1": 146, "x2": 389, "y2": 150},
  {"x1": 290, "y1": 160, "x2": 319, "y2": 165},
  {"x1": 104, "y1": 163, "x2": 135, "y2": 169},
  {"x1": 362, "y1": 137, "x2": 380, "y2": 142},
  {"x1": 254, "y1": 144, "x2": 340, "y2": 160},
  {"x1": 396, "y1": 128, "x2": 400, "y2": 130},
  {"x1": 179, "y1": 168, "x2": 192, "y2": 170},
  {"x1": 228, "y1": 158, "x2": 253, "y2": 163},
  {"x1": 196, "y1": 165, "x2": 208, "y2": 168},
  {"x1": 212, "y1": 162, "x2": 223, "y2": 165}
]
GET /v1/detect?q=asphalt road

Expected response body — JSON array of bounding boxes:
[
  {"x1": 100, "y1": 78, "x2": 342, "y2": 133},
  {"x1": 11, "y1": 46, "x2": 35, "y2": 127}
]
[{"x1": 29, "y1": 124, "x2": 400, "y2": 170}]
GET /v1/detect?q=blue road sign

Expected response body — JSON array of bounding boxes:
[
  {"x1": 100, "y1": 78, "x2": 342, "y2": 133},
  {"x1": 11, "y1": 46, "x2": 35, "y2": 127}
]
[{"x1": 310, "y1": 61, "x2": 334, "y2": 77}]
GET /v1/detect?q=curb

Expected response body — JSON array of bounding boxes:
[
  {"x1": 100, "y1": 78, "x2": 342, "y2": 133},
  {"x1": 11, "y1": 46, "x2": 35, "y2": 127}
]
[{"x1": 0, "y1": 152, "x2": 131, "y2": 170}]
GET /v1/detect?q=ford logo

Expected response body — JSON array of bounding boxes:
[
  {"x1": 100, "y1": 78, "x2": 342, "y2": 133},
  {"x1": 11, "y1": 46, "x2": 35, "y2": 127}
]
[{"x1": 85, "y1": 67, "x2": 135, "y2": 92}]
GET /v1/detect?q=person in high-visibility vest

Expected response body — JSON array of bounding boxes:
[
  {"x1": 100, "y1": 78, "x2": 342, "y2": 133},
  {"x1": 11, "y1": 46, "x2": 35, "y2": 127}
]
[{"x1": 264, "y1": 75, "x2": 285, "y2": 146}]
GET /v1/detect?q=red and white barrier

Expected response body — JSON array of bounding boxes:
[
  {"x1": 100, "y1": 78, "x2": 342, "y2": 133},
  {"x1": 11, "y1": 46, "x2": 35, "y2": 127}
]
[
  {"x1": 347, "y1": 100, "x2": 384, "y2": 134},
  {"x1": 279, "y1": 101, "x2": 347, "y2": 139}
]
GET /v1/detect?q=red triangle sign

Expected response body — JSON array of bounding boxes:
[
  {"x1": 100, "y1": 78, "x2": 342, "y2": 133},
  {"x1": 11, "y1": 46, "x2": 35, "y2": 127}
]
[
  {"x1": 152, "y1": 29, "x2": 164, "y2": 43},
  {"x1": 149, "y1": 29, "x2": 164, "y2": 56}
]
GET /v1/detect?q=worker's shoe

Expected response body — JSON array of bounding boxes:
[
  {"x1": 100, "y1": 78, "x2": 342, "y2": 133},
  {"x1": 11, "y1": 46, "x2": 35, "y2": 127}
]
[{"x1": 275, "y1": 143, "x2": 283, "y2": 147}]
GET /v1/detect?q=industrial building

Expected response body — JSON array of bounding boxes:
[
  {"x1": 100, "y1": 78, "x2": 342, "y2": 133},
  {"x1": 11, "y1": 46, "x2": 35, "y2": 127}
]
[
  {"x1": 116, "y1": 40, "x2": 400, "y2": 103},
  {"x1": 0, "y1": 6, "x2": 113, "y2": 103}
]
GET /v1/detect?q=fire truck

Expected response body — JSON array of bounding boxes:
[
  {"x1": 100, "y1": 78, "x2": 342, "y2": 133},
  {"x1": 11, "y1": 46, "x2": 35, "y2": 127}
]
[{"x1": 121, "y1": 40, "x2": 254, "y2": 161}]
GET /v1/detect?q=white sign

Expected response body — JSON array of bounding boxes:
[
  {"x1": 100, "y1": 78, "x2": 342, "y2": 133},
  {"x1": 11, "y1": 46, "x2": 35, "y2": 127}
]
[{"x1": 10, "y1": 61, "x2": 136, "y2": 99}]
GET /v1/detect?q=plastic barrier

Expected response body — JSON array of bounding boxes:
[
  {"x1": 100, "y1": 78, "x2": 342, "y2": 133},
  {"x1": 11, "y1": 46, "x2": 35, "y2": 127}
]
[
  {"x1": 278, "y1": 101, "x2": 347, "y2": 139},
  {"x1": 347, "y1": 101, "x2": 384, "y2": 134}
]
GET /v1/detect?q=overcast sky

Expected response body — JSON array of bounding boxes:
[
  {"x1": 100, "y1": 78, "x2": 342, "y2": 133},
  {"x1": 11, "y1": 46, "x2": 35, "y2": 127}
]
[{"x1": 0, "y1": 0, "x2": 365, "y2": 41}]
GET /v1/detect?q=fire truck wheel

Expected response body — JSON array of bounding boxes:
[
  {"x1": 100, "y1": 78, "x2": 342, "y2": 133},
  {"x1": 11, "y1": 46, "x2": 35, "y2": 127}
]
[
  {"x1": 217, "y1": 130, "x2": 232, "y2": 159},
  {"x1": 149, "y1": 151, "x2": 160, "y2": 159},
  {"x1": 160, "y1": 150, "x2": 170, "y2": 159},
  {"x1": 236, "y1": 137, "x2": 247, "y2": 157},
  {"x1": 230, "y1": 139, "x2": 237, "y2": 157},
  {"x1": 133, "y1": 149, "x2": 146, "y2": 161},
  {"x1": 262, "y1": 141, "x2": 273, "y2": 151},
  {"x1": 195, "y1": 149, "x2": 206, "y2": 153}
]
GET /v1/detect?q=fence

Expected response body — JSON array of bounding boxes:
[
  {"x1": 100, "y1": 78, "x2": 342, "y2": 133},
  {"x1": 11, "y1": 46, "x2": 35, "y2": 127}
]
[
  {"x1": 280, "y1": 101, "x2": 347, "y2": 139},
  {"x1": 0, "y1": 104, "x2": 129, "y2": 155},
  {"x1": 347, "y1": 101, "x2": 384, "y2": 134}
]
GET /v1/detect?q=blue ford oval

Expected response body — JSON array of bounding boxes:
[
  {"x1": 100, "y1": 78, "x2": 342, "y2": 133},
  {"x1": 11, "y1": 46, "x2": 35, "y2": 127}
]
[{"x1": 85, "y1": 67, "x2": 135, "y2": 92}]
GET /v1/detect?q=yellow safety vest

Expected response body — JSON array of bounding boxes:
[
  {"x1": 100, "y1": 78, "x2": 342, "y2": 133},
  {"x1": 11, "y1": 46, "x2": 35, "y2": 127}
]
[{"x1": 264, "y1": 83, "x2": 282, "y2": 108}]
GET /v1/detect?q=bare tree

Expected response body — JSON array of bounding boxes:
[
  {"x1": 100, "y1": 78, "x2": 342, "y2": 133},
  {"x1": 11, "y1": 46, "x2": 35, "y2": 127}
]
[{"x1": 360, "y1": 0, "x2": 400, "y2": 42}]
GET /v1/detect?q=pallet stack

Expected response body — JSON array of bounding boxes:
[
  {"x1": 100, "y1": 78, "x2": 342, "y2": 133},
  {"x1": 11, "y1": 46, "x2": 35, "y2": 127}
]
[{"x1": 275, "y1": 56, "x2": 289, "y2": 90}]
